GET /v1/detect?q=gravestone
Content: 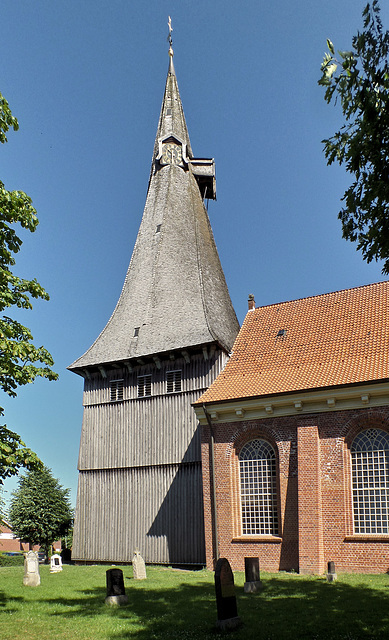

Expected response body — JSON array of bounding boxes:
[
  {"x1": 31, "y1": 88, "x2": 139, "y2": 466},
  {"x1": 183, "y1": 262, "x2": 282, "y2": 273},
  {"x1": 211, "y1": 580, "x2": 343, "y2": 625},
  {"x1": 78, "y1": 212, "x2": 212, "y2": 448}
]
[
  {"x1": 50, "y1": 553, "x2": 63, "y2": 573},
  {"x1": 105, "y1": 568, "x2": 128, "y2": 606},
  {"x1": 61, "y1": 548, "x2": 72, "y2": 564},
  {"x1": 326, "y1": 561, "x2": 337, "y2": 582},
  {"x1": 23, "y1": 551, "x2": 41, "y2": 587},
  {"x1": 132, "y1": 550, "x2": 147, "y2": 580},
  {"x1": 244, "y1": 556, "x2": 262, "y2": 593},
  {"x1": 214, "y1": 558, "x2": 240, "y2": 630}
]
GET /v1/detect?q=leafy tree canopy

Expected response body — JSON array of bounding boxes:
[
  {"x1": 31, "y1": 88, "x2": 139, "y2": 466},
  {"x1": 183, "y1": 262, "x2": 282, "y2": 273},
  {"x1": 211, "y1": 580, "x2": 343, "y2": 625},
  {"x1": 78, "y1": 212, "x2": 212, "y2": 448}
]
[
  {"x1": 319, "y1": 1, "x2": 389, "y2": 272},
  {"x1": 0, "y1": 90, "x2": 58, "y2": 483},
  {"x1": 9, "y1": 466, "x2": 73, "y2": 555}
]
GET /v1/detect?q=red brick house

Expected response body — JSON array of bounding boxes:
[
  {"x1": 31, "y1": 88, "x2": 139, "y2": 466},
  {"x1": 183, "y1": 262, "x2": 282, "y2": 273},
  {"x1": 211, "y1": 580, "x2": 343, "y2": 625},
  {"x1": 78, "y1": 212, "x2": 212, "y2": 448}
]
[
  {"x1": 194, "y1": 282, "x2": 389, "y2": 574},
  {"x1": 0, "y1": 521, "x2": 33, "y2": 553},
  {"x1": 0, "y1": 521, "x2": 61, "y2": 554}
]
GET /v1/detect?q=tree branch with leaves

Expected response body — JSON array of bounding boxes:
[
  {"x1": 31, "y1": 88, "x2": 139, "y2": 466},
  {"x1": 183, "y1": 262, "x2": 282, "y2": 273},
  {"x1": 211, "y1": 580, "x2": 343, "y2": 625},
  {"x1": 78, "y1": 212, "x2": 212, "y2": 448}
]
[
  {"x1": 0, "y1": 90, "x2": 58, "y2": 486},
  {"x1": 9, "y1": 466, "x2": 73, "y2": 557},
  {"x1": 319, "y1": 1, "x2": 389, "y2": 272}
]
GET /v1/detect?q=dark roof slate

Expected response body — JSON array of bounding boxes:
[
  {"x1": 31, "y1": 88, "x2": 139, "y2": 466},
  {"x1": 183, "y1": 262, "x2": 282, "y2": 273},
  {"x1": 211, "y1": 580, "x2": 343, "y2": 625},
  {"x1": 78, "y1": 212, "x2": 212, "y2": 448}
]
[{"x1": 69, "y1": 52, "x2": 239, "y2": 371}]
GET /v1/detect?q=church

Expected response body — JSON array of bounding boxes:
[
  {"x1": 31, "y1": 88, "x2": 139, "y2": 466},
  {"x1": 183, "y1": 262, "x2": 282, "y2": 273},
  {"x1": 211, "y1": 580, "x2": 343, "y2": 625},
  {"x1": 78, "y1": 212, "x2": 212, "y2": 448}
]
[
  {"x1": 69, "y1": 34, "x2": 389, "y2": 574},
  {"x1": 195, "y1": 284, "x2": 389, "y2": 574},
  {"x1": 68, "y1": 41, "x2": 239, "y2": 564}
]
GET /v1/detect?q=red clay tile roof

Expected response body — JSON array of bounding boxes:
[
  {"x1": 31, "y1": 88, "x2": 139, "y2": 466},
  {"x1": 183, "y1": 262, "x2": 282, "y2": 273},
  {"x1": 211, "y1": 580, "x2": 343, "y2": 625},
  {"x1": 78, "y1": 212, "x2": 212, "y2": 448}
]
[{"x1": 197, "y1": 281, "x2": 389, "y2": 404}]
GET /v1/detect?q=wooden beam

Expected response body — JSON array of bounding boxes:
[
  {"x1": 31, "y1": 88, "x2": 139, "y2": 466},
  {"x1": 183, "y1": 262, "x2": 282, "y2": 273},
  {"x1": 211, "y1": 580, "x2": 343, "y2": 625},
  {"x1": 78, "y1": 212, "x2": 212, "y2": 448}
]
[{"x1": 181, "y1": 350, "x2": 190, "y2": 364}]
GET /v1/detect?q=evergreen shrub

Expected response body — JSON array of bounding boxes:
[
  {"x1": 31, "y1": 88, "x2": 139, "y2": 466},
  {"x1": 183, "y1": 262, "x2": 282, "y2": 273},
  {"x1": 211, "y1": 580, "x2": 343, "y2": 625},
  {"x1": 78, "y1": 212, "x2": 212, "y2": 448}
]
[{"x1": 0, "y1": 552, "x2": 24, "y2": 566}]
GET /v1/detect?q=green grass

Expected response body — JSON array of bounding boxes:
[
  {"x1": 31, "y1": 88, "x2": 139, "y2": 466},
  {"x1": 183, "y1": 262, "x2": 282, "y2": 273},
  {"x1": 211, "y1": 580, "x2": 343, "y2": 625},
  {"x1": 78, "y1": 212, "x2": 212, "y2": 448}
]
[{"x1": 1, "y1": 565, "x2": 389, "y2": 639}]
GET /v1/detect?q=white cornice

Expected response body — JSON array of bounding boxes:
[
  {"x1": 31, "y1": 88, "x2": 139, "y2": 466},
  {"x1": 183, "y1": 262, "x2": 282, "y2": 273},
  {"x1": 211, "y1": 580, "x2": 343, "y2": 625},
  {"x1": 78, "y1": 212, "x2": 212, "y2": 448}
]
[{"x1": 194, "y1": 381, "x2": 389, "y2": 424}]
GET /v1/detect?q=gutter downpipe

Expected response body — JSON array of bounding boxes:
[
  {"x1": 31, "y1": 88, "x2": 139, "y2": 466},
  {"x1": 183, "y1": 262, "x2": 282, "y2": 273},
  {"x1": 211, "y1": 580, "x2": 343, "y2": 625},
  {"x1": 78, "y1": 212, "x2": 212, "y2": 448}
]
[{"x1": 202, "y1": 403, "x2": 219, "y2": 566}]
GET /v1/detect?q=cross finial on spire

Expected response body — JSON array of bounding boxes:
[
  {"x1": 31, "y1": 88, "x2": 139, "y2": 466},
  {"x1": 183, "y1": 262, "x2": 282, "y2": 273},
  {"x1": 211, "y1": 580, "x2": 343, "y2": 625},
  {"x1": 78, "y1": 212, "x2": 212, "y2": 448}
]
[
  {"x1": 167, "y1": 16, "x2": 174, "y2": 73},
  {"x1": 167, "y1": 16, "x2": 173, "y2": 47}
]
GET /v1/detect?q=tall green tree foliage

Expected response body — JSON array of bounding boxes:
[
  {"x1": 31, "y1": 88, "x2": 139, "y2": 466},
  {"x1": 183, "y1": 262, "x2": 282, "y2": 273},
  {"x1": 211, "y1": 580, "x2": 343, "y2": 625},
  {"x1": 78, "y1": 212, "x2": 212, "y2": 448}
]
[
  {"x1": 0, "y1": 91, "x2": 58, "y2": 483},
  {"x1": 319, "y1": 1, "x2": 389, "y2": 272},
  {"x1": 9, "y1": 466, "x2": 73, "y2": 555}
]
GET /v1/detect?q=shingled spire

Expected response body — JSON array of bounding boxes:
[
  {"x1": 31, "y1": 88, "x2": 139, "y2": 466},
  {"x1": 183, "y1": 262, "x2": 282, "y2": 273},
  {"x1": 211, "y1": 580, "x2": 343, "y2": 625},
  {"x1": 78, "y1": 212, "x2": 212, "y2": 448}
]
[
  {"x1": 69, "y1": 45, "x2": 238, "y2": 373},
  {"x1": 69, "y1": 34, "x2": 239, "y2": 566}
]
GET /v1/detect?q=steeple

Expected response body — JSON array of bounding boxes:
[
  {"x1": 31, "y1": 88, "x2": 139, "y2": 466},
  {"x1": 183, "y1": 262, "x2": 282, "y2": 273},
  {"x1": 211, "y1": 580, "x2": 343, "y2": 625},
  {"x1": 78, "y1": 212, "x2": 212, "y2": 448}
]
[
  {"x1": 69, "y1": 43, "x2": 239, "y2": 374},
  {"x1": 151, "y1": 40, "x2": 193, "y2": 164},
  {"x1": 70, "y1": 30, "x2": 239, "y2": 567}
]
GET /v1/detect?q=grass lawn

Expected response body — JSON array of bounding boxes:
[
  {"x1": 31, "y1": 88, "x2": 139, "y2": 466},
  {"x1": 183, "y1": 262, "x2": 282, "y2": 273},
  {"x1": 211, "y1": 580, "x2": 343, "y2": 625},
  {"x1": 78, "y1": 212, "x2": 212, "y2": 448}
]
[{"x1": 1, "y1": 564, "x2": 389, "y2": 639}]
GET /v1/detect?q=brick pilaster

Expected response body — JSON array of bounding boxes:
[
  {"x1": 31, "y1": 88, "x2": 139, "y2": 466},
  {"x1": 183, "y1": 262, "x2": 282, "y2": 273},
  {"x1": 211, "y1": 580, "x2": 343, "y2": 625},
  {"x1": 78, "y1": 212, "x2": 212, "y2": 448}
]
[{"x1": 297, "y1": 423, "x2": 324, "y2": 574}]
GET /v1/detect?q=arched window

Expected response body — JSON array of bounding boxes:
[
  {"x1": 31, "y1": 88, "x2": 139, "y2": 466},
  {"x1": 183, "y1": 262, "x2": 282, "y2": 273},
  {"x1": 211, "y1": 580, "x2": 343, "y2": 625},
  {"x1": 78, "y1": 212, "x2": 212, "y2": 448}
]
[
  {"x1": 239, "y1": 439, "x2": 278, "y2": 535},
  {"x1": 351, "y1": 428, "x2": 389, "y2": 534}
]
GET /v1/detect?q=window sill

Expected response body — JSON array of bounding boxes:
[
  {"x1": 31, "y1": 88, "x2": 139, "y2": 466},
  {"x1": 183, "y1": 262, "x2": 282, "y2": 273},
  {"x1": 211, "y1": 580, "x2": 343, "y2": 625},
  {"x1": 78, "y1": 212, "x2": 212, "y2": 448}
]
[
  {"x1": 344, "y1": 535, "x2": 389, "y2": 542},
  {"x1": 232, "y1": 536, "x2": 282, "y2": 544}
]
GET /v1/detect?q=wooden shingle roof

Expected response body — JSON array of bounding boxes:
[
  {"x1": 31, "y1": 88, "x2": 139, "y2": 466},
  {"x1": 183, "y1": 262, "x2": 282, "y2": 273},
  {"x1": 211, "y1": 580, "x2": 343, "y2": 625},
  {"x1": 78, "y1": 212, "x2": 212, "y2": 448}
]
[
  {"x1": 197, "y1": 281, "x2": 389, "y2": 404},
  {"x1": 69, "y1": 51, "x2": 239, "y2": 373}
]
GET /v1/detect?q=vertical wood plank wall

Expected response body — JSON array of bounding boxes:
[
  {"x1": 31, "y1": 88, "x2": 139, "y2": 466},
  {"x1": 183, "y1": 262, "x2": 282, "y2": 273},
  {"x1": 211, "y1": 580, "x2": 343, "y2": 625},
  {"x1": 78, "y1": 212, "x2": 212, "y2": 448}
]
[{"x1": 72, "y1": 349, "x2": 227, "y2": 564}]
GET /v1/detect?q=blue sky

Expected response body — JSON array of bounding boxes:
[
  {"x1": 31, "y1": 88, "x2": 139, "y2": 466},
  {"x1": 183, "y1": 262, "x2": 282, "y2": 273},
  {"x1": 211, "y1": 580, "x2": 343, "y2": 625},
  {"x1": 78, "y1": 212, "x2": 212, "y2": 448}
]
[{"x1": 1, "y1": 0, "x2": 388, "y2": 509}]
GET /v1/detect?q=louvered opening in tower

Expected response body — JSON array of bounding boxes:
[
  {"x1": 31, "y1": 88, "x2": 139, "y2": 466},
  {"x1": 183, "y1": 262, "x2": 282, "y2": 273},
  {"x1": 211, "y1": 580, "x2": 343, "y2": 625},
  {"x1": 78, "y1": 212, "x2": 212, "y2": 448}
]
[
  {"x1": 167, "y1": 370, "x2": 182, "y2": 393},
  {"x1": 110, "y1": 379, "x2": 124, "y2": 402},
  {"x1": 138, "y1": 374, "x2": 152, "y2": 398}
]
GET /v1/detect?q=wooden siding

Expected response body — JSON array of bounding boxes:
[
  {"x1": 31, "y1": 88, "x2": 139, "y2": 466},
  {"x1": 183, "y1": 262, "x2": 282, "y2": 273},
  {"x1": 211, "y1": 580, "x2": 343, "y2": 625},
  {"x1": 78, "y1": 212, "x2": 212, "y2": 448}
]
[
  {"x1": 82, "y1": 352, "x2": 225, "y2": 406},
  {"x1": 73, "y1": 349, "x2": 228, "y2": 564},
  {"x1": 78, "y1": 390, "x2": 203, "y2": 469},
  {"x1": 78, "y1": 352, "x2": 227, "y2": 470},
  {"x1": 72, "y1": 463, "x2": 205, "y2": 564}
]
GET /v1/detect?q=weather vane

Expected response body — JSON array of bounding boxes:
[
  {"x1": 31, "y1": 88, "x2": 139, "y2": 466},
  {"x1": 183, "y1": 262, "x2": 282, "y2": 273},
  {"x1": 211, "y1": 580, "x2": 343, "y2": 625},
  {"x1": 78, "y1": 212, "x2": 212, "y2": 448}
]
[{"x1": 167, "y1": 16, "x2": 173, "y2": 48}]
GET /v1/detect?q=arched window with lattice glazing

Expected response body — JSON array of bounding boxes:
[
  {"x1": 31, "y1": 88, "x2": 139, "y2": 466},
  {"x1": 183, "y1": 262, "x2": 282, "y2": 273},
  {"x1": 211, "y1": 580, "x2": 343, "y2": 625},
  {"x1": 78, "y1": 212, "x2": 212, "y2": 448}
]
[
  {"x1": 351, "y1": 428, "x2": 389, "y2": 534},
  {"x1": 239, "y1": 439, "x2": 278, "y2": 535}
]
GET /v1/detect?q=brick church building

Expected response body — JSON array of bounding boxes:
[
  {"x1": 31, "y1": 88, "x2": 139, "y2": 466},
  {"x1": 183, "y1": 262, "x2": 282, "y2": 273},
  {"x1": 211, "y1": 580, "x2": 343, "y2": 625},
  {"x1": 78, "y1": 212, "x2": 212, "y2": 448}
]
[
  {"x1": 68, "y1": 29, "x2": 389, "y2": 574},
  {"x1": 195, "y1": 282, "x2": 389, "y2": 574}
]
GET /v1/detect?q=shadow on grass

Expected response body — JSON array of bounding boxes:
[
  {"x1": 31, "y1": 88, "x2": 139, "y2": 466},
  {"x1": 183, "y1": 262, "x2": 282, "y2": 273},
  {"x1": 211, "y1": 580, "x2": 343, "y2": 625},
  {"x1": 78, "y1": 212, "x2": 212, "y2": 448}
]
[
  {"x1": 0, "y1": 589, "x2": 23, "y2": 614},
  {"x1": 36, "y1": 573, "x2": 389, "y2": 640}
]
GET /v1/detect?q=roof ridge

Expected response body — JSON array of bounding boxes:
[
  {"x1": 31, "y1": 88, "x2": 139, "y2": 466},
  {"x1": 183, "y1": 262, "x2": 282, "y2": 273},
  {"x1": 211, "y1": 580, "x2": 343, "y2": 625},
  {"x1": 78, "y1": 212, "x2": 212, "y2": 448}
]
[
  {"x1": 254, "y1": 280, "x2": 389, "y2": 312},
  {"x1": 198, "y1": 279, "x2": 389, "y2": 404}
]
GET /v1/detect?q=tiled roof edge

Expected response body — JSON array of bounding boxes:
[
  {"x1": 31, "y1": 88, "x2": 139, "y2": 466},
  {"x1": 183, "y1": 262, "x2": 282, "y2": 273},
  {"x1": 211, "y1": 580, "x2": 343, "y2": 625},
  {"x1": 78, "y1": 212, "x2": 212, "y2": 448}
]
[
  {"x1": 254, "y1": 280, "x2": 388, "y2": 312},
  {"x1": 193, "y1": 377, "x2": 389, "y2": 407}
]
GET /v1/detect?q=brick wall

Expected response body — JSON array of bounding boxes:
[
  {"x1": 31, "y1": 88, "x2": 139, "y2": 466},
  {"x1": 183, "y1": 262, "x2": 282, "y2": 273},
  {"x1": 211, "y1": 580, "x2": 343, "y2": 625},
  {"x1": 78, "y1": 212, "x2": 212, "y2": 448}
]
[
  {"x1": 201, "y1": 406, "x2": 389, "y2": 574},
  {"x1": 0, "y1": 523, "x2": 35, "y2": 553}
]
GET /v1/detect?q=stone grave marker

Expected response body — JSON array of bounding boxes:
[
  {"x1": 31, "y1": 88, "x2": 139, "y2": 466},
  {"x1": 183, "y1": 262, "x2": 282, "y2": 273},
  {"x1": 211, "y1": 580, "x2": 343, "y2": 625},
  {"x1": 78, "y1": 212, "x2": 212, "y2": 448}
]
[
  {"x1": 23, "y1": 550, "x2": 41, "y2": 587},
  {"x1": 214, "y1": 557, "x2": 240, "y2": 630},
  {"x1": 244, "y1": 556, "x2": 262, "y2": 593},
  {"x1": 326, "y1": 561, "x2": 337, "y2": 582},
  {"x1": 132, "y1": 549, "x2": 147, "y2": 580},
  {"x1": 105, "y1": 568, "x2": 128, "y2": 606},
  {"x1": 50, "y1": 553, "x2": 63, "y2": 573}
]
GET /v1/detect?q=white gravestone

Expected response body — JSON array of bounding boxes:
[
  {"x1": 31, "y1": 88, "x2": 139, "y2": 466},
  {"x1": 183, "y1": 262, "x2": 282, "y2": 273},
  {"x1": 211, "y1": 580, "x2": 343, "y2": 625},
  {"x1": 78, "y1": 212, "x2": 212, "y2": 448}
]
[
  {"x1": 50, "y1": 553, "x2": 63, "y2": 573},
  {"x1": 23, "y1": 551, "x2": 41, "y2": 587},
  {"x1": 132, "y1": 550, "x2": 147, "y2": 580}
]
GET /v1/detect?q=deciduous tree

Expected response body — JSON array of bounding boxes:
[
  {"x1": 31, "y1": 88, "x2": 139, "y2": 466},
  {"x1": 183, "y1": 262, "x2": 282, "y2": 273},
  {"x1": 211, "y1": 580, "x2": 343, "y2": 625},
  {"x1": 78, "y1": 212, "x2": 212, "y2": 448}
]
[
  {"x1": 0, "y1": 91, "x2": 58, "y2": 482},
  {"x1": 9, "y1": 466, "x2": 73, "y2": 556},
  {"x1": 319, "y1": 1, "x2": 389, "y2": 272}
]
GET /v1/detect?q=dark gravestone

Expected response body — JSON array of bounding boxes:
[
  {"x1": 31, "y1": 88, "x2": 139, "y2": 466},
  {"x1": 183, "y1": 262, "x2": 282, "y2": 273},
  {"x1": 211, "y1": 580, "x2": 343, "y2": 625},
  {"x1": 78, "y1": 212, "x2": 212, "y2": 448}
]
[
  {"x1": 105, "y1": 568, "x2": 128, "y2": 606},
  {"x1": 326, "y1": 561, "x2": 337, "y2": 583},
  {"x1": 214, "y1": 558, "x2": 240, "y2": 630},
  {"x1": 61, "y1": 548, "x2": 72, "y2": 564},
  {"x1": 244, "y1": 557, "x2": 262, "y2": 593}
]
